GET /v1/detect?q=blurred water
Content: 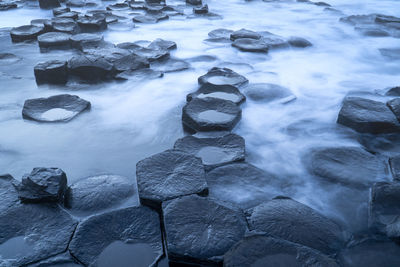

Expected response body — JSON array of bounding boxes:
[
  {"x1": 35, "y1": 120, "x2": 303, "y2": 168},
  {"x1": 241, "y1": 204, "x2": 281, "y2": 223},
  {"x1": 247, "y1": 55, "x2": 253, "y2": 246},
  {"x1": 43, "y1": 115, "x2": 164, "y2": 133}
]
[{"x1": 0, "y1": 0, "x2": 399, "y2": 233}]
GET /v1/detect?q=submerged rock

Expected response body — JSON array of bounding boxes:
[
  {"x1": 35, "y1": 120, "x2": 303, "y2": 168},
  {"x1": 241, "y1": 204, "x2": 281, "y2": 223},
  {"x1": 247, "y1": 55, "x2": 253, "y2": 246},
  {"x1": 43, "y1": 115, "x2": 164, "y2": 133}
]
[
  {"x1": 115, "y1": 68, "x2": 163, "y2": 81},
  {"x1": 243, "y1": 83, "x2": 295, "y2": 103},
  {"x1": 224, "y1": 234, "x2": 339, "y2": 267},
  {"x1": 65, "y1": 175, "x2": 136, "y2": 214},
  {"x1": 247, "y1": 197, "x2": 346, "y2": 255},
  {"x1": 369, "y1": 182, "x2": 400, "y2": 239},
  {"x1": 198, "y1": 67, "x2": 248, "y2": 87},
  {"x1": 10, "y1": 25, "x2": 44, "y2": 42},
  {"x1": 136, "y1": 150, "x2": 207, "y2": 209},
  {"x1": 22, "y1": 94, "x2": 91, "y2": 123},
  {"x1": 34, "y1": 60, "x2": 68, "y2": 85},
  {"x1": 174, "y1": 133, "x2": 245, "y2": 170},
  {"x1": 339, "y1": 237, "x2": 400, "y2": 266},
  {"x1": 68, "y1": 55, "x2": 114, "y2": 82},
  {"x1": 230, "y1": 28, "x2": 261, "y2": 41},
  {"x1": 15, "y1": 167, "x2": 67, "y2": 203},
  {"x1": 308, "y1": 146, "x2": 387, "y2": 188},
  {"x1": 187, "y1": 83, "x2": 246, "y2": 105},
  {"x1": 162, "y1": 195, "x2": 247, "y2": 265},
  {"x1": 206, "y1": 28, "x2": 233, "y2": 42},
  {"x1": 337, "y1": 96, "x2": 400, "y2": 134},
  {"x1": 38, "y1": 32, "x2": 71, "y2": 50},
  {"x1": 0, "y1": 53, "x2": 21, "y2": 64},
  {"x1": 69, "y1": 206, "x2": 163, "y2": 266},
  {"x1": 288, "y1": 36, "x2": 313, "y2": 47},
  {"x1": 206, "y1": 163, "x2": 280, "y2": 209},
  {"x1": 182, "y1": 97, "x2": 242, "y2": 132},
  {"x1": 0, "y1": 175, "x2": 78, "y2": 266},
  {"x1": 150, "y1": 58, "x2": 189, "y2": 73},
  {"x1": 232, "y1": 38, "x2": 269, "y2": 52}
]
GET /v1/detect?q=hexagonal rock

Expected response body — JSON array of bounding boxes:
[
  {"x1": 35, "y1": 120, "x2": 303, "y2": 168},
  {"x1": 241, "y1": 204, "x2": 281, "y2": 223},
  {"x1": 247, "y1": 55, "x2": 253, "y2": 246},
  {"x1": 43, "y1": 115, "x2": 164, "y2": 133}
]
[
  {"x1": 34, "y1": 60, "x2": 68, "y2": 85},
  {"x1": 337, "y1": 96, "x2": 400, "y2": 134},
  {"x1": 162, "y1": 195, "x2": 247, "y2": 265},
  {"x1": 15, "y1": 167, "x2": 67, "y2": 203},
  {"x1": 243, "y1": 83, "x2": 295, "y2": 103},
  {"x1": 10, "y1": 25, "x2": 44, "y2": 42},
  {"x1": 132, "y1": 13, "x2": 169, "y2": 24},
  {"x1": 338, "y1": 237, "x2": 400, "y2": 267},
  {"x1": 69, "y1": 206, "x2": 163, "y2": 266},
  {"x1": 198, "y1": 67, "x2": 248, "y2": 87},
  {"x1": 148, "y1": 38, "x2": 177, "y2": 50},
  {"x1": 77, "y1": 15, "x2": 107, "y2": 32},
  {"x1": 39, "y1": 0, "x2": 60, "y2": 9},
  {"x1": 206, "y1": 163, "x2": 280, "y2": 209},
  {"x1": 369, "y1": 182, "x2": 400, "y2": 239},
  {"x1": 224, "y1": 234, "x2": 339, "y2": 267},
  {"x1": 68, "y1": 55, "x2": 114, "y2": 82},
  {"x1": 136, "y1": 150, "x2": 207, "y2": 209},
  {"x1": 174, "y1": 133, "x2": 245, "y2": 170},
  {"x1": 308, "y1": 146, "x2": 387, "y2": 188},
  {"x1": 187, "y1": 83, "x2": 246, "y2": 105},
  {"x1": 150, "y1": 58, "x2": 189, "y2": 73},
  {"x1": 182, "y1": 97, "x2": 242, "y2": 132},
  {"x1": 247, "y1": 197, "x2": 346, "y2": 255},
  {"x1": 70, "y1": 33, "x2": 104, "y2": 50},
  {"x1": 45, "y1": 18, "x2": 79, "y2": 34},
  {"x1": 65, "y1": 174, "x2": 137, "y2": 214},
  {"x1": 114, "y1": 54, "x2": 150, "y2": 72},
  {"x1": 53, "y1": 7, "x2": 70, "y2": 16},
  {"x1": 230, "y1": 29, "x2": 261, "y2": 41},
  {"x1": 38, "y1": 32, "x2": 71, "y2": 50},
  {"x1": 232, "y1": 38, "x2": 269, "y2": 52},
  {"x1": 0, "y1": 175, "x2": 78, "y2": 266},
  {"x1": 22, "y1": 94, "x2": 91, "y2": 123},
  {"x1": 0, "y1": 2, "x2": 17, "y2": 11}
]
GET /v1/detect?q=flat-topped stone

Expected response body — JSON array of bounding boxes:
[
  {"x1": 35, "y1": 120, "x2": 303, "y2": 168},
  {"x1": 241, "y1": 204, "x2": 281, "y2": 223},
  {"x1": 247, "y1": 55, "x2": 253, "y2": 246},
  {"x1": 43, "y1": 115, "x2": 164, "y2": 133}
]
[
  {"x1": 38, "y1": 32, "x2": 71, "y2": 49},
  {"x1": 232, "y1": 38, "x2": 269, "y2": 52},
  {"x1": 198, "y1": 67, "x2": 248, "y2": 87},
  {"x1": 243, "y1": 83, "x2": 295, "y2": 103},
  {"x1": 68, "y1": 55, "x2": 114, "y2": 82},
  {"x1": 187, "y1": 83, "x2": 246, "y2": 104},
  {"x1": 230, "y1": 28, "x2": 261, "y2": 41},
  {"x1": 34, "y1": 60, "x2": 68, "y2": 85},
  {"x1": 10, "y1": 25, "x2": 44, "y2": 42}
]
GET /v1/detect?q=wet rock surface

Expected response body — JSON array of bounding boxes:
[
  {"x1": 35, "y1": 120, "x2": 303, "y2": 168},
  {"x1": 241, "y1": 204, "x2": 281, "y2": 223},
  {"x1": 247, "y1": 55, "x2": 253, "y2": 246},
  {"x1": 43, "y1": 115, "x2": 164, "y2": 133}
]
[
  {"x1": 308, "y1": 146, "x2": 387, "y2": 188},
  {"x1": 0, "y1": 175, "x2": 78, "y2": 266},
  {"x1": 22, "y1": 94, "x2": 91, "y2": 123},
  {"x1": 337, "y1": 96, "x2": 400, "y2": 134},
  {"x1": 34, "y1": 60, "x2": 68, "y2": 85},
  {"x1": 174, "y1": 133, "x2": 245, "y2": 169},
  {"x1": 206, "y1": 162, "x2": 280, "y2": 209},
  {"x1": 198, "y1": 67, "x2": 248, "y2": 87},
  {"x1": 10, "y1": 25, "x2": 44, "y2": 42},
  {"x1": 68, "y1": 55, "x2": 114, "y2": 82},
  {"x1": 70, "y1": 33, "x2": 104, "y2": 50},
  {"x1": 69, "y1": 206, "x2": 163, "y2": 266},
  {"x1": 15, "y1": 167, "x2": 67, "y2": 203},
  {"x1": 182, "y1": 97, "x2": 242, "y2": 132},
  {"x1": 187, "y1": 83, "x2": 246, "y2": 104},
  {"x1": 243, "y1": 83, "x2": 295, "y2": 103},
  {"x1": 65, "y1": 174, "x2": 136, "y2": 214},
  {"x1": 162, "y1": 195, "x2": 247, "y2": 265},
  {"x1": 38, "y1": 32, "x2": 72, "y2": 49},
  {"x1": 232, "y1": 38, "x2": 269, "y2": 52},
  {"x1": 247, "y1": 197, "x2": 346, "y2": 255},
  {"x1": 136, "y1": 149, "x2": 207, "y2": 209},
  {"x1": 224, "y1": 234, "x2": 339, "y2": 267}
]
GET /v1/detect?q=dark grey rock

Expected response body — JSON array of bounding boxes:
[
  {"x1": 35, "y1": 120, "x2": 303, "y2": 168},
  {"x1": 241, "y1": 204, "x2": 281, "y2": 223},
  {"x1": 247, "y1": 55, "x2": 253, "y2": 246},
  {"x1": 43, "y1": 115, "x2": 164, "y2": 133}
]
[
  {"x1": 389, "y1": 155, "x2": 400, "y2": 181},
  {"x1": 206, "y1": 163, "x2": 280, "y2": 209},
  {"x1": 120, "y1": 45, "x2": 170, "y2": 62},
  {"x1": 69, "y1": 206, "x2": 163, "y2": 266},
  {"x1": 70, "y1": 33, "x2": 103, "y2": 50},
  {"x1": 198, "y1": 67, "x2": 248, "y2": 87},
  {"x1": 259, "y1": 32, "x2": 289, "y2": 49},
  {"x1": 38, "y1": 32, "x2": 71, "y2": 49},
  {"x1": 10, "y1": 25, "x2": 44, "y2": 42},
  {"x1": 132, "y1": 13, "x2": 169, "y2": 23},
  {"x1": 243, "y1": 83, "x2": 295, "y2": 103},
  {"x1": 224, "y1": 234, "x2": 339, "y2": 267},
  {"x1": 39, "y1": 0, "x2": 60, "y2": 9},
  {"x1": 114, "y1": 54, "x2": 150, "y2": 72},
  {"x1": 14, "y1": 167, "x2": 67, "y2": 203},
  {"x1": 339, "y1": 14, "x2": 376, "y2": 26},
  {"x1": 230, "y1": 29, "x2": 261, "y2": 41},
  {"x1": 136, "y1": 149, "x2": 207, "y2": 209},
  {"x1": 385, "y1": 86, "x2": 400, "y2": 96},
  {"x1": 53, "y1": 7, "x2": 71, "y2": 16},
  {"x1": 31, "y1": 19, "x2": 51, "y2": 27},
  {"x1": 337, "y1": 96, "x2": 400, "y2": 134},
  {"x1": 22, "y1": 94, "x2": 91, "y2": 123},
  {"x1": 34, "y1": 60, "x2": 68, "y2": 85},
  {"x1": 355, "y1": 26, "x2": 390, "y2": 37},
  {"x1": 380, "y1": 48, "x2": 400, "y2": 60},
  {"x1": 150, "y1": 58, "x2": 189, "y2": 73},
  {"x1": 0, "y1": 2, "x2": 17, "y2": 11},
  {"x1": 162, "y1": 195, "x2": 247, "y2": 265},
  {"x1": 65, "y1": 174, "x2": 136, "y2": 214},
  {"x1": 308, "y1": 146, "x2": 387, "y2": 188},
  {"x1": 375, "y1": 14, "x2": 400, "y2": 24},
  {"x1": 174, "y1": 133, "x2": 245, "y2": 170},
  {"x1": 186, "y1": 0, "x2": 202, "y2": 5},
  {"x1": 68, "y1": 55, "x2": 114, "y2": 82},
  {"x1": 193, "y1": 4, "x2": 208, "y2": 14},
  {"x1": 56, "y1": 11, "x2": 80, "y2": 20},
  {"x1": 208, "y1": 28, "x2": 233, "y2": 39},
  {"x1": 106, "y1": 2, "x2": 129, "y2": 11},
  {"x1": 232, "y1": 38, "x2": 269, "y2": 52},
  {"x1": 387, "y1": 98, "x2": 400, "y2": 122},
  {"x1": 288, "y1": 36, "x2": 313, "y2": 47},
  {"x1": 148, "y1": 38, "x2": 177, "y2": 50},
  {"x1": 187, "y1": 83, "x2": 246, "y2": 105},
  {"x1": 77, "y1": 15, "x2": 107, "y2": 32},
  {"x1": 0, "y1": 175, "x2": 78, "y2": 266},
  {"x1": 27, "y1": 252, "x2": 81, "y2": 267},
  {"x1": 247, "y1": 197, "x2": 346, "y2": 255},
  {"x1": 115, "y1": 68, "x2": 163, "y2": 81},
  {"x1": 46, "y1": 18, "x2": 79, "y2": 34},
  {"x1": 369, "y1": 182, "x2": 400, "y2": 239},
  {"x1": 339, "y1": 237, "x2": 400, "y2": 267},
  {"x1": 182, "y1": 97, "x2": 242, "y2": 132}
]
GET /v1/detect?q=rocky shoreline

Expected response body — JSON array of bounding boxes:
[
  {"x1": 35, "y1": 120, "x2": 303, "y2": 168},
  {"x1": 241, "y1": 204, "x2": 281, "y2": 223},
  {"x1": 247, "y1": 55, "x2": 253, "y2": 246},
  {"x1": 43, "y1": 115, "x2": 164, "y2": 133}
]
[{"x1": 1, "y1": 0, "x2": 400, "y2": 266}]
